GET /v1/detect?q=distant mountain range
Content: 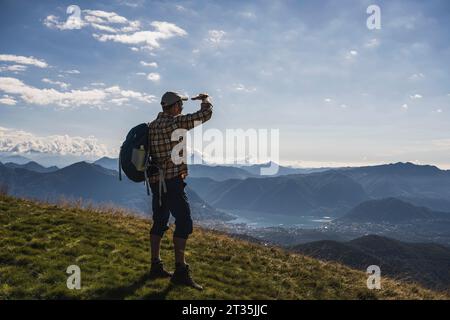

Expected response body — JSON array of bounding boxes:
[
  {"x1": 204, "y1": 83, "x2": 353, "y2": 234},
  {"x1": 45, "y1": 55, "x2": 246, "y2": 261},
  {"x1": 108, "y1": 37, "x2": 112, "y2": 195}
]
[
  {"x1": 292, "y1": 235, "x2": 450, "y2": 291},
  {"x1": 0, "y1": 154, "x2": 31, "y2": 165},
  {"x1": 5, "y1": 157, "x2": 450, "y2": 221},
  {"x1": 188, "y1": 171, "x2": 368, "y2": 216},
  {"x1": 237, "y1": 161, "x2": 330, "y2": 176},
  {"x1": 3, "y1": 157, "x2": 450, "y2": 228},
  {"x1": 0, "y1": 152, "x2": 97, "y2": 168},
  {"x1": 185, "y1": 162, "x2": 450, "y2": 216},
  {"x1": 339, "y1": 197, "x2": 449, "y2": 223},
  {"x1": 0, "y1": 161, "x2": 231, "y2": 221},
  {"x1": 93, "y1": 157, "x2": 326, "y2": 180},
  {"x1": 93, "y1": 156, "x2": 118, "y2": 171},
  {"x1": 339, "y1": 162, "x2": 450, "y2": 212},
  {"x1": 3, "y1": 161, "x2": 59, "y2": 173}
]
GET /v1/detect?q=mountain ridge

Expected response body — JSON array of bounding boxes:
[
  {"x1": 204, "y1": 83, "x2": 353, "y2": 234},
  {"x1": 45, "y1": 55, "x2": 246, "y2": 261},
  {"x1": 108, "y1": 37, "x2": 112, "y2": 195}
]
[
  {"x1": 339, "y1": 197, "x2": 449, "y2": 223},
  {"x1": 0, "y1": 160, "x2": 230, "y2": 221}
]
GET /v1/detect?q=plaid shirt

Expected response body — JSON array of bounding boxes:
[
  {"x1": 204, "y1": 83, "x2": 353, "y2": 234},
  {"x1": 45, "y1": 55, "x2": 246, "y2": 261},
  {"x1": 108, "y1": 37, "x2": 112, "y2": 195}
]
[{"x1": 147, "y1": 103, "x2": 213, "y2": 183}]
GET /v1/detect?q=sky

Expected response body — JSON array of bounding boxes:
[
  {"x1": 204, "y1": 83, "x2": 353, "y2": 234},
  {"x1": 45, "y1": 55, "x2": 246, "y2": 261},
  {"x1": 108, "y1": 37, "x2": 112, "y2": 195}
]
[{"x1": 0, "y1": 0, "x2": 449, "y2": 168}]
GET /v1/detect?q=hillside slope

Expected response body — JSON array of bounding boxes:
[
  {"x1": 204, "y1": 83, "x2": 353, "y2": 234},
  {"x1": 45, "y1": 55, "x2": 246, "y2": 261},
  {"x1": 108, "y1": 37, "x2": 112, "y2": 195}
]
[
  {"x1": 0, "y1": 194, "x2": 447, "y2": 300},
  {"x1": 293, "y1": 235, "x2": 450, "y2": 291}
]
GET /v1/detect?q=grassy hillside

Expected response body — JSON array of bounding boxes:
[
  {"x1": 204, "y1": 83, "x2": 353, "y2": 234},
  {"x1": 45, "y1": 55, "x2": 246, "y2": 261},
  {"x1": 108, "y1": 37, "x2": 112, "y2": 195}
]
[
  {"x1": 293, "y1": 235, "x2": 450, "y2": 291},
  {"x1": 0, "y1": 194, "x2": 447, "y2": 300}
]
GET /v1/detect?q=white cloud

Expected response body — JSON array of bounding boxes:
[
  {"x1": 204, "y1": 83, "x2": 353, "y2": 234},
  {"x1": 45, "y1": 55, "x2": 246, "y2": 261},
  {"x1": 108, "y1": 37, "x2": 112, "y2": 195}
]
[
  {"x1": 410, "y1": 94, "x2": 423, "y2": 99},
  {"x1": 136, "y1": 72, "x2": 146, "y2": 76},
  {"x1": 110, "y1": 97, "x2": 129, "y2": 106},
  {"x1": 340, "y1": 104, "x2": 348, "y2": 109},
  {"x1": 42, "y1": 78, "x2": 70, "y2": 90},
  {"x1": 239, "y1": 11, "x2": 256, "y2": 19},
  {"x1": 104, "y1": 85, "x2": 155, "y2": 103},
  {"x1": 0, "y1": 126, "x2": 110, "y2": 157},
  {"x1": 83, "y1": 10, "x2": 129, "y2": 24},
  {"x1": 0, "y1": 54, "x2": 48, "y2": 68},
  {"x1": 90, "y1": 82, "x2": 105, "y2": 86},
  {"x1": 140, "y1": 61, "x2": 158, "y2": 68},
  {"x1": 0, "y1": 77, "x2": 155, "y2": 108},
  {"x1": 118, "y1": 0, "x2": 144, "y2": 8},
  {"x1": 0, "y1": 77, "x2": 106, "y2": 107},
  {"x1": 401, "y1": 103, "x2": 409, "y2": 110},
  {"x1": 43, "y1": 14, "x2": 85, "y2": 30},
  {"x1": 147, "y1": 73, "x2": 161, "y2": 82},
  {"x1": 120, "y1": 21, "x2": 141, "y2": 33},
  {"x1": 365, "y1": 38, "x2": 379, "y2": 48},
  {"x1": 233, "y1": 83, "x2": 256, "y2": 93},
  {"x1": 44, "y1": 9, "x2": 137, "y2": 32},
  {"x1": 93, "y1": 21, "x2": 187, "y2": 49},
  {"x1": 0, "y1": 95, "x2": 16, "y2": 105},
  {"x1": 90, "y1": 23, "x2": 118, "y2": 33},
  {"x1": 82, "y1": 14, "x2": 105, "y2": 24},
  {"x1": 324, "y1": 98, "x2": 332, "y2": 103},
  {"x1": 65, "y1": 69, "x2": 80, "y2": 74},
  {"x1": 207, "y1": 30, "x2": 227, "y2": 45},
  {"x1": 175, "y1": 5, "x2": 187, "y2": 11},
  {"x1": 344, "y1": 50, "x2": 359, "y2": 60},
  {"x1": 45, "y1": 9, "x2": 147, "y2": 42},
  {"x1": 130, "y1": 47, "x2": 139, "y2": 52},
  {"x1": 173, "y1": 4, "x2": 197, "y2": 15},
  {"x1": 0, "y1": 64, "x2": 28, "y2": 72},
  {"x1": 409, "y1": 73, "x2": 425, "y2": 81}
]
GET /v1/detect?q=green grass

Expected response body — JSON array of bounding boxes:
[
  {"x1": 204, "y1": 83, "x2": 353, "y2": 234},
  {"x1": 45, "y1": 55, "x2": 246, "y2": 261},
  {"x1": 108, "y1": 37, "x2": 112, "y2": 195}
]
[{"x1": 0, "y1": 194, "x2": 447, "y2": 300}]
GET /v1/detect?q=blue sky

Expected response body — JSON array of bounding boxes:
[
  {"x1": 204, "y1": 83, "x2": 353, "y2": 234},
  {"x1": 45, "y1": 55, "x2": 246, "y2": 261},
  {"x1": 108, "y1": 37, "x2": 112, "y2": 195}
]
[{"x1": 0, "y1": 0, "x2": 449, "y2": 168}]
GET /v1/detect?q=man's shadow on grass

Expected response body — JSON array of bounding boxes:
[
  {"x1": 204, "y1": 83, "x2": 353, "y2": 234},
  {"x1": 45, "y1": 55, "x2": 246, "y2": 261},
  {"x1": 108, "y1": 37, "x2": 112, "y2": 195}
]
[{"x1": 95, "y1": 271, "x2": 174, "y2": 300}]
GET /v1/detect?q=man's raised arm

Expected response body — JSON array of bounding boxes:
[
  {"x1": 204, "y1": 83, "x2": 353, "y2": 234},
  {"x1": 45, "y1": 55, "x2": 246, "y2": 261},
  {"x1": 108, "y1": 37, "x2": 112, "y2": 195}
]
[{"x1": 174, "y1": 100, "x2": 213, "y2": 131}]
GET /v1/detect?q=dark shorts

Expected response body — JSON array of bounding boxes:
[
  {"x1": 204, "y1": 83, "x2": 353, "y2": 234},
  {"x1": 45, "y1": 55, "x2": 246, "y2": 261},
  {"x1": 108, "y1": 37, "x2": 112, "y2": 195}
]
[{"x1": 149, "y1": 176, "x2": 193, "y2": 239}]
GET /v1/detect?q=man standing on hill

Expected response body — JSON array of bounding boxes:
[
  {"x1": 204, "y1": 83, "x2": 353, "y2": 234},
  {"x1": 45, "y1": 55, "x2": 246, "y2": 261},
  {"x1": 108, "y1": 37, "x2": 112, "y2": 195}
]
[{"x1": 147, "y1": 91, "x2": 212, "y2": 290}]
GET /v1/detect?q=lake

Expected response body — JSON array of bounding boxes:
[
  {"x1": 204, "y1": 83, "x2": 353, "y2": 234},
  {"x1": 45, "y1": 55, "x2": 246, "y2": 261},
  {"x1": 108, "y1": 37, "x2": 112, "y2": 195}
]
[{"x1": 223, "y1": 209, "x2": 334, "y2": 229}]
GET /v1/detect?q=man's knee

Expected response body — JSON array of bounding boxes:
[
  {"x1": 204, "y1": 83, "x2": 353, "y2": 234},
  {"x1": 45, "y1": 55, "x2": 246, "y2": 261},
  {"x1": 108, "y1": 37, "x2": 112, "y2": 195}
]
[
  {"x1": 173, "y1": 217, "x2": 193, "y2": 239},
  {"x1": 150, "y1": 213, "x2": 170, "y2": 237},
  {"x1": 150, "y1": 223, "x2": 169, "y2": 237}
]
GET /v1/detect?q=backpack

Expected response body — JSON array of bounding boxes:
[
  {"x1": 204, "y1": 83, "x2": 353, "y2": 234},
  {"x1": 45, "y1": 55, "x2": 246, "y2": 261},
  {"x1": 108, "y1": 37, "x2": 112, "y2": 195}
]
[{"x1": 118, "y1": 123, "x2": 157, "y2": 195}]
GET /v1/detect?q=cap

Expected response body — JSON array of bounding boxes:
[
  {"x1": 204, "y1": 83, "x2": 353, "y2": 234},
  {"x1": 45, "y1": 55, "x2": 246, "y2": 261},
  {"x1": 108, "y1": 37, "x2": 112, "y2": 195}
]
[{"x1": 160, "y1": 91, "x2": 188, "y2": 107}]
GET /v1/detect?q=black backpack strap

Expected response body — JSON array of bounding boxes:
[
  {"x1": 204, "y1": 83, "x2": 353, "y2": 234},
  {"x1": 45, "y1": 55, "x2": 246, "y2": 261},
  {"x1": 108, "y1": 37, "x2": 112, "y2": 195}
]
[
  {"x1": 144, "y1": 163, "x2": 150, "y2": 196},
  {"x1": 118, "y1": 148, "x2": 122, "y2": 181},
  {"x1": 143, "y1": 122, "x2": 151, "y2": 196}
]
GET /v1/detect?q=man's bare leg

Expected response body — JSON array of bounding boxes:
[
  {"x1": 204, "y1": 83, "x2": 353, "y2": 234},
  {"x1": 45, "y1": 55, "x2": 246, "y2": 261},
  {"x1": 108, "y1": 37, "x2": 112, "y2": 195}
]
[
  {"x1": 171, "y1": 236, "x2": 203, "y2": 290},
  {"x1": 173, "y1": 236, "x2": 187, "y2": 265},
  {"x1": 150, "y1": 234, "x2": 162, "y2": 262},
  {"x1": 149, "y1": 234, "x2": 172, "y2": 278}
]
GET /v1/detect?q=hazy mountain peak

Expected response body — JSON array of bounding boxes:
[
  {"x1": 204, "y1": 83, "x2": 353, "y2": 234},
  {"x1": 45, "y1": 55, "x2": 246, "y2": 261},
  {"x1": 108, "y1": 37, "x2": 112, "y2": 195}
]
[
  {"x1": 340, "y1": 198, "x2": 442, "y2": 223},
  {"x1": 59, "y1": 161, "x2": 113, "y2": 176}
]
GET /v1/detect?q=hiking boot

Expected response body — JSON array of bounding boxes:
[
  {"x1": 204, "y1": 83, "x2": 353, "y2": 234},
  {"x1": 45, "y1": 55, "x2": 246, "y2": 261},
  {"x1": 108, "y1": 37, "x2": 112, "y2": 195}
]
[
  {"x1": 171, "y1": 264, "x2": 203, "y2": 290},
  {"x1": 149, "y1": 260, "x2": 173, "y2": 279}
]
